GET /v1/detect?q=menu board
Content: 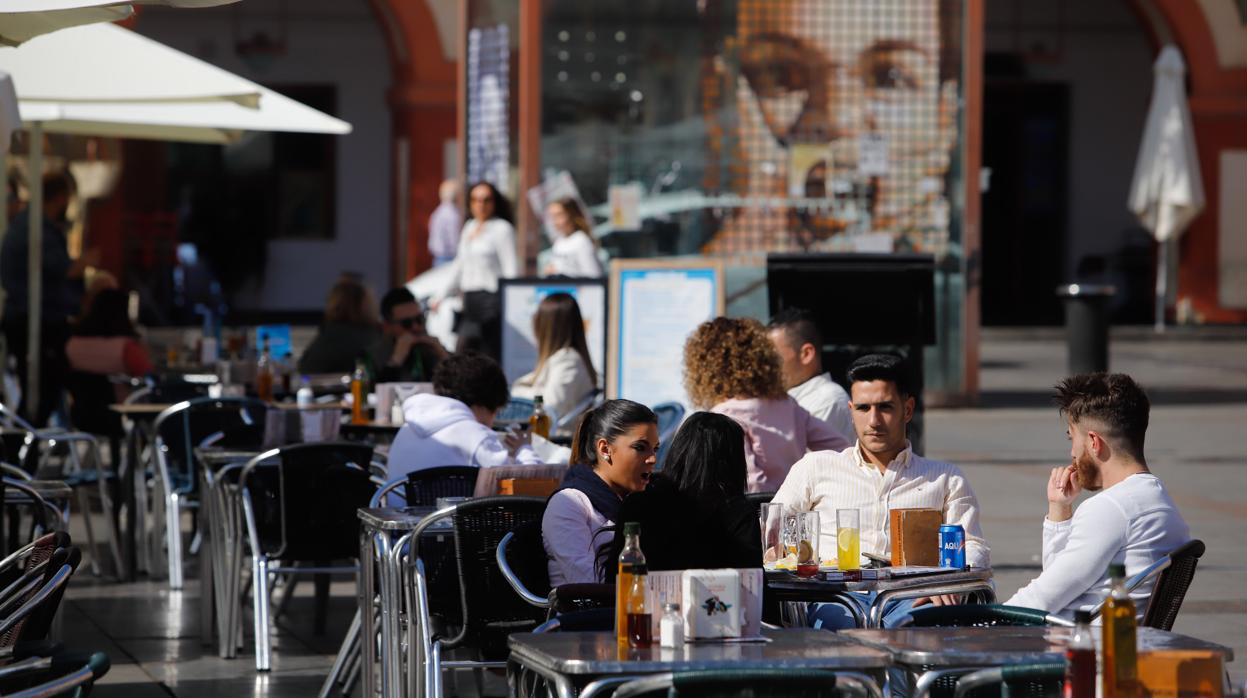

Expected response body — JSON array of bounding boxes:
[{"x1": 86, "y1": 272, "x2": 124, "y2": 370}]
[
  {"x1": 500, "y1": 278, "x2": 607, "y2": 385},
  {"x1": 608, "y1": 260, "x2": 725, "y2": 409}
]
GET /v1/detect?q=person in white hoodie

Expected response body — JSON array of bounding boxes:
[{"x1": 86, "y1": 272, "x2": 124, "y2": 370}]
[{"x1": 388, "y1": 352, "x2": 541, "y2": 487}]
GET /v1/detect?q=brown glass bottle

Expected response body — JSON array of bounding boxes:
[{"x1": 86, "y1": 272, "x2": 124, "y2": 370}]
[{"x1": 1102, "y1": 563, "x2": 1138, "y2": 698}]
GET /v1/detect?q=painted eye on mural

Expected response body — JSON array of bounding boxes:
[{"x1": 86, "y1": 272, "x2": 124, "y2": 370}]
[
  {"x1": 739, "y1": 37, "x2": 817, "y2": 98},
  {"x1": 860, "y1": 42, "x2": 923, "y2": 91}
]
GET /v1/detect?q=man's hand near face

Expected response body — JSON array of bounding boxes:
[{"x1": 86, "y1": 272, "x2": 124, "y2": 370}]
[{"x1": 1046, "y1": 464, "x2": 1080, "y2": 523}]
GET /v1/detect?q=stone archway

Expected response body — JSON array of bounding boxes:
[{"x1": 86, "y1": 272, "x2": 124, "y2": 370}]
[{"x1": 366, "y1": 0, "x2": 458, "y2": 284}]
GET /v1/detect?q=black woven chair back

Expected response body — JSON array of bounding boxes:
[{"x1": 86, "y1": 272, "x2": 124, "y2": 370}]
[
  {"x1": 16, "y1": 546, "x2": 81, "y2": 646},
  {"x1": 146, "y1": 379, "x2": 212, "y2": 404},
  {"x1": 904, "y1": 604, "x2": 1049, "y2": 629},
  {"x1": 156, "y1": 397, "x2": 267, "y2": 492},
  {"x1": 1143, "y1": 539, "x2": 1205, "y2": 631},
  {"x1": 64, "y1": 371, "x2": 123, "y2": 438},
  {"x1": 632, "y1": 669, "x2": 845, "y2": 697},
  {"x1": 244, "y1": 442, "x2": 377, "y2": 561},
  {"x1": 0, "y1": 546, "x2": 79, "y2": 648},
  {"x1": 448, "y1": 496, "x2": 548, "y2": 656},
  {"x1": 503, "y1": 519, "x2": 551, "y2": 601},
  {"x1": 0, "y1": 431, "x2": 36, "y2": 475},
  {"x1": 403, "y1": 466, "x2": 479, "y2": 506}
]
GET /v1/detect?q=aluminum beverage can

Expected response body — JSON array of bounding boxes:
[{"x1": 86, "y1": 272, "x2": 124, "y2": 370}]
[{"x1": 939, "y1": 524, "x2": 966, "y2": 568}]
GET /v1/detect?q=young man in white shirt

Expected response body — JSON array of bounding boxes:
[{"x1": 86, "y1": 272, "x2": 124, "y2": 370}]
[
  {"x1": 1004, "y1": 373, "x2": 1189, "y2": 621},
  {"x1": 773, "y1": 353, "x2": 989, "y2": 629},
  {"x1": 766, "y1": 308, "x2": 854, "y2": 441}
]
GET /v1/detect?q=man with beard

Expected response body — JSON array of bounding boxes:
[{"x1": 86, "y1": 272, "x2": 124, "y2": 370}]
[
  {"x1": 1004, "y1": 373, "x2": 1189, "y2": 621},
  {"x1": 773, "y1": 353, "x2": 988, "y2": 628}
]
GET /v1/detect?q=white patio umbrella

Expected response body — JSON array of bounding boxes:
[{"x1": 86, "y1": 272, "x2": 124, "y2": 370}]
[
  {"x1": 0, "y1": 0, "x2": 239, "y2": 47},
  {"x1": 1128, "y1": 45, "x2": 1206, "y2": 332},
  {"x1": 0, "y1": 23, "x2": 351, "y2": 420}
]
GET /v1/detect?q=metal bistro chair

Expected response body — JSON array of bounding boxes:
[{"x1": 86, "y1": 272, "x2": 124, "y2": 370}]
[
  {"x1": 552, "y1": 389, "x2": 604, "y2": 437},
  {"x1": 496, "y1": 397, "x2": 536, "y2": 429},
  {"x1": 0, "y1": 546, "x2": 82, "y2": 651},
  {"x1": 951, "y1": 664, "x2": 1065, "y2": 698},
  {"x1": 745, "y1": 491, "x2": 775, "y2": 518},
  {"x1": 403, "y1": 466, "x2": 480, "y2": 507},
  {"x1": 0, "y1": 651, "x2": 111, "y2": 698},
  {"x1": 405, "y1": 496, "x2": 548, "y2": 698},
  {"x1": 1125, "y1": 539, "x2": 1205, "y2": 631},
  {"x1": 606, "y1": 669, "x2": 883, "y2": 698},
  {"x1": 151, "y1": 396, "x2": 267, "y2": 589},
  {"x1": 497, "y1": 518, "x2": 616, "y2": 619},
  {"x1": 240, "y1": 441, "x2": 377, "y2": 671},
  {"x1": 0, "y1": 403, "x2": 118, "y2": 577},
  {"x1": 652, "y1": 401, "x2": 685, "y2": 468}
]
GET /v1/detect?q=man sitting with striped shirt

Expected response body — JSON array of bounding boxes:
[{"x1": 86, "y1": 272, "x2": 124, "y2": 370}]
[{"x1": 773, "y1": 353, "x2": 991, "y2": 629}]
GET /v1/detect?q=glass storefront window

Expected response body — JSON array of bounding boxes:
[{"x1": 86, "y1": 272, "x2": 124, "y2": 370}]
[{"x1": 512, "y1": 0, "x2": 968, "y2": 394}]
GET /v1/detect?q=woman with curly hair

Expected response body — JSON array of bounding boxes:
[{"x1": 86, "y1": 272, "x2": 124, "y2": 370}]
[{"x1": 684, "y1": 317, "x2": 850, "y2": 492}]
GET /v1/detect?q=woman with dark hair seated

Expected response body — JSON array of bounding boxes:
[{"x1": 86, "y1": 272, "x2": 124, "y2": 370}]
[
  {"x1": 543, "y1": 399, "x2": 658, "y2": 586},
  {"x1": 603, "y1": 411, "x2": 762, "y2": 577}
]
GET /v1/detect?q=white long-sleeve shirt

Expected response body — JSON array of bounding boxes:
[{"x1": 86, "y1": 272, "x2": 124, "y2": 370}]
[
  {"x1": 772, "y1": 442, "x2": 990, "y2": 568},
  {"x1": 510, "y1": 346, "x2": 597, "y2": 426},
  {"x1": 447, "y1": 218, "x2": 518, "y2": 294},
  {"x1": 1004, "y1": 473, "x2": 1189, "y2": 622},
  {"x1": 542, "y1": 489, "x2": 612, "y2": 585},
  {"x1": 545, "y1": 230, "x2": 602, "y2": 278},
  {"x1": 788, "y1": 372, "x2": 854, "y2": 445}
]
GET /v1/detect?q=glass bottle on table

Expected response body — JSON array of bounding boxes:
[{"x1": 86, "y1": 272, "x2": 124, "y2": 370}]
[
  {"x1": 616, "y1": 523, "x2": 650, "y2": 647},
  {"x1": 1064, "y1": 610, "x2": 1095, "y2": 698},
  {"x1": 529, "y1": 395, "x2": 551, "y2": 439},
  {"x1": 255, "y1": 338, "x2": 274, "y2": 402},
  {"x1": 1102, "y1": 563, "x2": 1138, "y2": 698},
  {"x1": 350, "y1": 360, "x2": 368, "y2": 425}
]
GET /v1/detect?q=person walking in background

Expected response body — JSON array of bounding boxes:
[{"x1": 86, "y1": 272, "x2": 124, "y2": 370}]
[
  {"x1": 1004, "y1": 373, "x2": 1189, "y2": 621},
  {"x1": 427, "y1": 179, "x2": 461, "y2": 267},
  {"x1": 439, "y1": 181, "x2": 517, "y2": 360},
  {"x1": 371, "y1": 287, "x2": 446, "y2": 383},
  {"x1": 298, "y1": 275, "x2": 382, "y2": 375},
  {"x1": 1, "y1": 172, "x2": 99, "y2": 425},
  {"x1": 510, "y1": 292, "x2": 597, "y2": 431},
  {"x1": 542, "y1": 198, "x2": 602, "y2": 278},
  {"x1": 684, "y1": 317, "x2": 850, "y2": 492},
  {"x1": 767, "y1": 308, "x2": 854, "y2": 442}
]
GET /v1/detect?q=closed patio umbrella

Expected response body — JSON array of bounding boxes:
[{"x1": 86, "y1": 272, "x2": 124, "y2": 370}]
[
  {"x1": 0, "y1": 22, "x2": 351, "y2": 420},
  {"x1": 1128, "y1": 45, "x2": 1205, "y2": 332},
  {"x1": 0, "y1": 0, "x2": 238, "y2": 47}
]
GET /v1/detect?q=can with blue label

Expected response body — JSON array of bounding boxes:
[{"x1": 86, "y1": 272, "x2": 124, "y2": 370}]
[{"x1": 939, "y1": 524, "x2": 966, "y2": 569}]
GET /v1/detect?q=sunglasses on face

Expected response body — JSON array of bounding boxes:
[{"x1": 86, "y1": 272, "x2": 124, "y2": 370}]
[{"x1": 397, "y1": 316, "x2": 426, "y2": 329}]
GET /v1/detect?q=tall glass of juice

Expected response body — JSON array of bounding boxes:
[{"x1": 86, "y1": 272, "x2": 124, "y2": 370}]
[{"x1": 837, "y1": 509, "x2": 860, "y2": 571}]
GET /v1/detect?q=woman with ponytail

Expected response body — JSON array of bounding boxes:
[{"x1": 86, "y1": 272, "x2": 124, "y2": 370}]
[{"x1": 542, "y1": 399, "x2": 658, "y2": 585}]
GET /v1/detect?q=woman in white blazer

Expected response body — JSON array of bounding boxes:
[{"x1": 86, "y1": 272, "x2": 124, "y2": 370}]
[
  {"x1": 443, "y1": 181, "x2": 518, "y2": 359},
  {"x1": 510, "y1": 292, "x2": 597, "y2": 429},
  {"x1": 542, "y1": 198, "x2": 603, "y2": 278}
]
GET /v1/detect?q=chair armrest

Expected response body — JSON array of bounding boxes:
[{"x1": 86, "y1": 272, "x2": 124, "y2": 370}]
[
  {"x1": 496, "y1": 532, "x2": 550, "y2": 609},
  {"x1": 951, "y1": 667, "x2": 1004, "y2": 698}
]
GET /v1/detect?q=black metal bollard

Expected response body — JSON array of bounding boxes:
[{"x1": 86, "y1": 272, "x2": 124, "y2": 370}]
[{"x1": 1056, "y1": 284, "x2": 1115, "y2": 375}]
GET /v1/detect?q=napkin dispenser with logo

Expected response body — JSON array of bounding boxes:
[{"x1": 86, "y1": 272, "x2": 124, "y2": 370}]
[{"x1": 680, "y1": 569, "x2": 741, "y2": 640}]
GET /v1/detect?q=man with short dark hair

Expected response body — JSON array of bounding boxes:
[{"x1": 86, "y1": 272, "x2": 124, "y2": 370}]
[
  {"x1": 767, "y1": 308, "x2": 853, "y2": 441},
  {"x1": 387, "y1": 352, "x2": 541, "y2": 485},
  {"x1": 773, "y1": 353, "x2": 989, "y2": 628},
  {"x1": 371, "y1": 286, "x2": 447, "y2": 382},
  {"x1": 1004, "y1": 373, "x2": 1189, "y2": 621}
]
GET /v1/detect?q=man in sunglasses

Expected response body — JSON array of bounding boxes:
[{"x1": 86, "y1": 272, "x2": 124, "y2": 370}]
[{"x1": 373, "y1": 287, "x2": 448, "y2": 383}]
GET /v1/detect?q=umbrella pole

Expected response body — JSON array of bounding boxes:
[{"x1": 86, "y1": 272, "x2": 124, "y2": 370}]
[
  {"x1": 1154, "y1": 237, "x2": 1168, "y2": 333},
  {"x1": 25, "y1": 121, "x2": 42, "y2": 422}
]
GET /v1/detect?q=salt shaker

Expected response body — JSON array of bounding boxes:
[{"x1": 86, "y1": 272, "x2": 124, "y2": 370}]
[{"x1": 659, "y1": 602, "x2": 684, "y2": 648}]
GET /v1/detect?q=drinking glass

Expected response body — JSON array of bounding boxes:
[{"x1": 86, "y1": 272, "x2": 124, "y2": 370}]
[
  {"x1": 837, "y1": 509, "x2": 861, "y2": 571},
  {"x1": 790, "y1": 511, "x2": 820, "y2": 577},
  {"x1": 759, "y1": 503, "x2": 786, "y2": 566}
]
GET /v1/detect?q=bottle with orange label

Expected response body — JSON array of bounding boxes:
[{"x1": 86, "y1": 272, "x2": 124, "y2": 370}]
[{"x1": 350, "y1": 360, "x2": 368, "y2": 425}]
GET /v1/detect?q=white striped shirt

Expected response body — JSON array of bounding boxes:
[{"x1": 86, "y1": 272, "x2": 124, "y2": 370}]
[{"x1": 772, "y1": 442, "x2": 991, "y2": 568}]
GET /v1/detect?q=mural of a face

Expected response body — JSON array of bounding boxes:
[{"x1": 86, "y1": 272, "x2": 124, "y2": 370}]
[{"x1": 705, "y1": 0, "x2": 958, "y2": 255}]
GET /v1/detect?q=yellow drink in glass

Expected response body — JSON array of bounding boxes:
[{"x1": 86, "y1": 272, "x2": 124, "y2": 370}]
[{"x1": 837, "y1": 528, "x2": 860, "y2": 571}]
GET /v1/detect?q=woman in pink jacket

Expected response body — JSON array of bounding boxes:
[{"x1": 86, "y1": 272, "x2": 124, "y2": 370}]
[{"x1": 683, "y1": 317, "x2": 850, "y2": 492}]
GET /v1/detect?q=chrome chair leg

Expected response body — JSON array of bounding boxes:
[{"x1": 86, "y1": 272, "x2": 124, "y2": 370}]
[
  {"x1": 167, "y1": 491, "x2": 183, "y2": 589},
  {"x1": 253, "y1": 556, "x2": 272, "y2": 671},
  {"x1": 75, "y1": 487, "x2": 102, "y2": 577},
  {"x1": 319, "y1": 609, "x2": 361, "y2": 698}
]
